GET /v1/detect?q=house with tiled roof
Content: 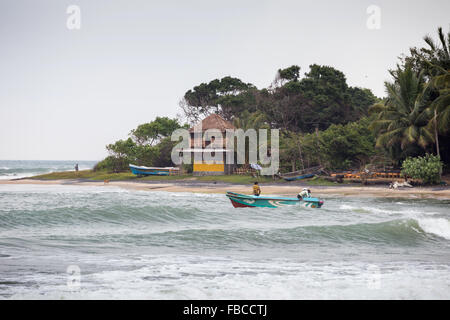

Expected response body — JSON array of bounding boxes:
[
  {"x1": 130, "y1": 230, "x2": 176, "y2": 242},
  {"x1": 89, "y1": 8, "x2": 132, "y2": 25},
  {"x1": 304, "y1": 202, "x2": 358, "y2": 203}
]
[{"x1": 186, "y1": 114, "x2": 236, "y2": 175}]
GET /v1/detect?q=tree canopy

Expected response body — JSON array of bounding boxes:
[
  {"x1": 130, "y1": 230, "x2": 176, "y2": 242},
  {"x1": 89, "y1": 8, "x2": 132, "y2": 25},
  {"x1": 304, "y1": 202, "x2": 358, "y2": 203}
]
[
  {"x1": 96, "y1": 26, "x2": 449, "y2": 175},
  {"x1": 182, "y1": 64, "x2": 378, "y2": 133}
]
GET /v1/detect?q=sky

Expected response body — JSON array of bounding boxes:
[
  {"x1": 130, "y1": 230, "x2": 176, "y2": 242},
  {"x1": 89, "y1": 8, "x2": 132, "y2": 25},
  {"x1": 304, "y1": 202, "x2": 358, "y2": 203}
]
[{"x1": 0, "y1": 0, "x2": 449, "y2": 161}]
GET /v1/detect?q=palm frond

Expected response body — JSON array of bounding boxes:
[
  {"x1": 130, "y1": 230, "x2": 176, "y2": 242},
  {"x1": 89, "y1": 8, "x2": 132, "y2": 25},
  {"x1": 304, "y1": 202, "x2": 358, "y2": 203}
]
[
  {"x1": 437, "y1": 27, "x2": 450, "y2": 58},
  {"x1": 424, "y1": 35, "x2": 436, "y2": 51},
  {"x1": 404, "y1": 125, "x2": 418, "y2": 143},
  {"x1": 376, "y1": 128, "x2": 403, "y2": 148}
]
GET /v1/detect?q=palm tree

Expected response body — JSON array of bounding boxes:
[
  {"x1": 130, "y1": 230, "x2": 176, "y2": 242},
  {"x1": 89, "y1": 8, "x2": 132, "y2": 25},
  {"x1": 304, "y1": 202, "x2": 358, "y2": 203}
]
[
  {"x1": 422, "y1": 27, "x2": 450, "y2": 74},
  {"x1": 369, "y1": 67, "x2": 434, "y2": 162},
  {"x1": 405, "y1": 26, "x2": 450, "y2": 78},
  {"x1": 420, "y1": 67, "x2": 450, "y2": 158},
  {"x1": 429, "y1": 71, "x2": 450, "y2": 134},
  {"x1": 416, "y1": 26, "x2": 450, "y2": 158}
]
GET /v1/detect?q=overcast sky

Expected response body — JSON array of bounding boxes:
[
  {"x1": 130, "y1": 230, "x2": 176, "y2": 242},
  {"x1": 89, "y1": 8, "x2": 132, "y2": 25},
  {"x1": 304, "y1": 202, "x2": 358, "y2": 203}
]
[{"x1": 0, "y1": 0, "x2": 449, "y2": 160}]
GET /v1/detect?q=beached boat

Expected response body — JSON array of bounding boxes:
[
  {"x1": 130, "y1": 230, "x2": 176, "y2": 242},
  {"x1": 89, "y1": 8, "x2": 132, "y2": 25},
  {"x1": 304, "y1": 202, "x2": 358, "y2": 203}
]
[
  {"x1": 226, "y1": 191, "x2": 324, "y2": 208},
  {"x1": 282, "y1": 173, "x2": 315, "y2": 181},
  {"x1": 280, "y1": 166, "x2": 324, "y2": 181},
  {"x1": 129, "y1": 164, "x2": 179, "y2": 176}
]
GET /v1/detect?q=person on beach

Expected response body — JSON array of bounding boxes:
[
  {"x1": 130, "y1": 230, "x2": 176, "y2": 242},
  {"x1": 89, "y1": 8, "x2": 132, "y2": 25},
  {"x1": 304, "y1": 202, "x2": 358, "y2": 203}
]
[
  {"x1": 297, "y1": 188, "x2": 311, "y2": 200},
  {"x1": 75, "y1": 163, "x2": 79, "y2": 172},
  {"x1": 253, "y1": 182, "x2": 261, "y2": 196}
]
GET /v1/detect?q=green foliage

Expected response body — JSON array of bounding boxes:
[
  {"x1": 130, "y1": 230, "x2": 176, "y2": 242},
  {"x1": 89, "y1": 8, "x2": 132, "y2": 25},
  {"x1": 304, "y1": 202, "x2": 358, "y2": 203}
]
[
  {"x1": 369, "y1": 67, "x2": 434, "y2": 164},
  {"x1": 182, "y1": 76, "x2": 255, "y2": 122},
  {"x1": 269, "y1": 64, "x2": 378, "y2": 132},
  {"x1": 232, "y1": 110, "x2": 268, "y2": 131},
  {"x1": 386, "y1": 26, "x2": 450, "y2": 166},
  {"x1": 279, "y1": 118, "x2": 376, "y2": 172},
  {"x1": 98, "y1": 117, "x2": 185, "y2": 172},
  {"x1": 279, "y1": 132, "x2": 298, "y2": 169},
  {"x1": 152, "y1": 137, "x2": 177, "y2": 167},
  {"x1": 424, "y1": 68, "x2": 450, "y2": 134},
  {"x1": 219, "y1": 88, "x2": 258, "y2": 120},
  {"x1": 319, "y1": 118, "x2": 376, "y2": 170},
  {"x1": 96, "y1": 27, "x2": 450, "y2": 175},
  {"x1": 297, "y1": 64, "x2": 353, "y2": 130},
  {"x1": 94, "y1": 156, "x2": 129, "y2": 173},
  {"x1": 182, "y1": 64, "x2": 377, "y2": 132},
  {"x1": 398, "y1": 26, "x2": 450, "y2": 79},
  {"x1": 102, "y1": 138, "x2": 138, "y2": 172},
  {"x1": 131, "y1": 117, "x2": 184, "y2": 145},
  {"x1": 106, "y1": 138, "x2": 137, "y2": 159},
  {"x1": 401, "y1": 154, "x2": 443, "y2": 184},
  {"x1": 134, "y1": 145, "x2": 160, "y2": 166},
  {"x1": 347, "y1": 87, "x2": 379, "y2": 115},
  {"x1": 277, "y1": 65, "x2": 301, "y2": 82}
]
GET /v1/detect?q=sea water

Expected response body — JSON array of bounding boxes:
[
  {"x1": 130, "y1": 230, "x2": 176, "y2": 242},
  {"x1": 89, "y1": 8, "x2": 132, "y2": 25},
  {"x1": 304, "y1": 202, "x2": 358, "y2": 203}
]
[
  {"x1": 0, "y1": 177, "x2": 449, "y2": 299},
  {"x1": 0, "y1": 160, "x2": 97, "y2": 180}
]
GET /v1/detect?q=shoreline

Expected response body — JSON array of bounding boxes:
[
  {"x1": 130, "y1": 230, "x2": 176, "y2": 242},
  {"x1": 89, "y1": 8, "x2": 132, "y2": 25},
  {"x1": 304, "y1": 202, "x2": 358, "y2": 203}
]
[{"x1": 1, "y1": 178, "x2": 449, "y2": 200}]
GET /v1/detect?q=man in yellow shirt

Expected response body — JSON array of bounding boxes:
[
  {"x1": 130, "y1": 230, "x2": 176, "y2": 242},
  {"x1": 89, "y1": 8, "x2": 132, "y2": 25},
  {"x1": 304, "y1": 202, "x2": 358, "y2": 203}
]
[{"x1": 253, "y1": 182, "x2": 261, "y2": 196}]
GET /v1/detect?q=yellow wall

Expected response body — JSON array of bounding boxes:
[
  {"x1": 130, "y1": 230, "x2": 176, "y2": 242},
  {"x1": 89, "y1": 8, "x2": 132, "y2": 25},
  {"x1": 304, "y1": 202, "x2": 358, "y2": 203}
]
[{"x1": 193, "y1": 163, "x2": 224, "y2": 172}]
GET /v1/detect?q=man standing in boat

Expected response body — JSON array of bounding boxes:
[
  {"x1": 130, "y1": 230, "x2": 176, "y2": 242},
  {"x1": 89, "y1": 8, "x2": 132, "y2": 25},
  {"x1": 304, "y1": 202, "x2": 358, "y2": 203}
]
[{"x1": 253, "y1": 182, "x2": 261, "y2": 196}]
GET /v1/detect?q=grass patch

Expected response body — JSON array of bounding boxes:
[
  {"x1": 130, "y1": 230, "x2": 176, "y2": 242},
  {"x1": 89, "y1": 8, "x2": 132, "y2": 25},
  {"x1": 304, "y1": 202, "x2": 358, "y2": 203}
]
[
  {"x1": 30, "y1": 170, "x2": 279, "y2": 184},
  {"x1": 30, "y1": 170, "x2": 192, "y2": 181},
  {"x1": 30, "y1": 170, "x2": 358, "y2": 186},
  {"x1": 30, "y1": 170, "x2": 138, "y2": 181}
]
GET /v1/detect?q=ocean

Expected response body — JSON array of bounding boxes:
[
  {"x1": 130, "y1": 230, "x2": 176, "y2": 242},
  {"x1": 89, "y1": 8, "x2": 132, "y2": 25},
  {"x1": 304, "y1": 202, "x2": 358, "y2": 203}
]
[
  {"x1": 0, "y1": 161, "x2": 449, "y2": 299},
  {"x1": 0, "y1": 160, "x2": 97, "y2": 180}
]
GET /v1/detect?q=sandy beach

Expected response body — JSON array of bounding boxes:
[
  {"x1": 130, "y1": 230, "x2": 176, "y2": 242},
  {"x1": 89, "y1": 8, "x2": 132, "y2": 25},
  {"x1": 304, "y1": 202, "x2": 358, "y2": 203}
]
[{"x1": 1, "y1": 178, "x2": 449, "y2": 200}]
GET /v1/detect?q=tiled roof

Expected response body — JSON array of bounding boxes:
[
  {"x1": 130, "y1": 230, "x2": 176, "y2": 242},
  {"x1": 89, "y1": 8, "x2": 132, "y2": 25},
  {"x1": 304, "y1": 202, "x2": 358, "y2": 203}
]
[{"x1": 189, "y1": 114, "x2": 235, "y2": 132}]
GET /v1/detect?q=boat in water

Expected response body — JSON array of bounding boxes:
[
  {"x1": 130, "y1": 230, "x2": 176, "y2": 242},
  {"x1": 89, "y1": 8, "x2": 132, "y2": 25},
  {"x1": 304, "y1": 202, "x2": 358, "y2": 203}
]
[
  {"x1": 226, "y1": 191, "x2": 324, "y2": 208},
  {"x1": 129, "y1": 164, "x2": 179, "y2": 176}
]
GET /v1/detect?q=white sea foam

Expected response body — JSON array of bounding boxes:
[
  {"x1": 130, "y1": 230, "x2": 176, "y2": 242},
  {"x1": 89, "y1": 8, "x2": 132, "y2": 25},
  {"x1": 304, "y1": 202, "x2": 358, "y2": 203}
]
[
  {"x1": 6, "y1": 258, "x2": 450, "y2": 300},
  {"x1": 0, "y1": 173, "x2": 43, "y2": 180},
  {"x1": 417, "y1": 218, "x2": 450, "y2": 240}
]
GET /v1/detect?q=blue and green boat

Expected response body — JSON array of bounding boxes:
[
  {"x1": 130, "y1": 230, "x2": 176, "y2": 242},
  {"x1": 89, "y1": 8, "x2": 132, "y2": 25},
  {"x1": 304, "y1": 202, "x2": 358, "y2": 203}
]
[
  {"x1": 226, "y1": 191, "x2": 324, "y2": 208},
  {"x1": 129, "y1": 164, "x2": 179, "y2": 176}
]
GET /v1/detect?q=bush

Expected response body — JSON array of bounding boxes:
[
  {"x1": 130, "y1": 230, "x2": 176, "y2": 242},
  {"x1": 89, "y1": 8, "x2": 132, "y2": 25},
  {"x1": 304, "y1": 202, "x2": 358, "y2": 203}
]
[
  {"x1": 319, "y1": 118, "x2": 376, "y2": 170},
  {"x1": 401, "y1": 154, "x2": 442, "y2": 184},
  {"x1": 94, "y1": 156, "x2": 130, "y2": 173}
]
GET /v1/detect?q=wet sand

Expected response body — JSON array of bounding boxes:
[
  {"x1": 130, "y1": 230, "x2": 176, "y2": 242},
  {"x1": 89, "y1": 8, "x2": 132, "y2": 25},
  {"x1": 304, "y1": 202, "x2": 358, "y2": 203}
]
[{"x1": 1, "y1": 179, "x2": 449, "y2": 199}]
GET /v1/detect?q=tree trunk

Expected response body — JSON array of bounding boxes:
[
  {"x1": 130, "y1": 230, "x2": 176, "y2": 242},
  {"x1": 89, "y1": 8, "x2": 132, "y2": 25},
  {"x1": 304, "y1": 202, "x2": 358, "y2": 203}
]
[
  {"x1": 315, "y1": 125, "x2": 322, "y2": 166},
  {"x1": 297, "y1": 134, "x2": 305, "y2": 170},
  {"x1": 434, "y1": 109, "x2": 441, "y2": 159},
  {"x1": 434, "y1": 109, "x2": 442, "y2": 180}
]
